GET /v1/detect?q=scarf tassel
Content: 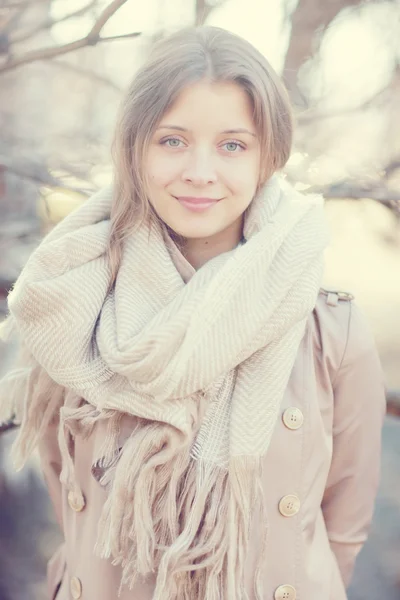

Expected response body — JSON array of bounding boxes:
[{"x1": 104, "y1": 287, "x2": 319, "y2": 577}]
[
  {"x1": 93, "y1": 423, "x2": 267, "y2": 600},
  {"x1": 0, "y1": 344, "x2": 64, "y2": 470}
]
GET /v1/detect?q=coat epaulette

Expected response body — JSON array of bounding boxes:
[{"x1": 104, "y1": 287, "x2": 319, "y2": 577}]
[{"x1": 319, "y1": 288, "x2": 354, "y2": 307}]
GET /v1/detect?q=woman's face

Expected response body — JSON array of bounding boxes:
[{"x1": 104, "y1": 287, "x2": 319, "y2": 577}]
[{"x1": 145, "y1": 79, "x2": 261, "y2": 242}]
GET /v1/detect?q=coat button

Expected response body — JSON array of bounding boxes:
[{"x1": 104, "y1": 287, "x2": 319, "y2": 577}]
[
  {"x1": 68, "y1": 490, "x2": 86, "y2": 512},
  {"x1": 70, "y1": 576, "x2": 82, "y2": 599},
  {"x1": 274, "y1": 584, "x2": 297, "y2": 599},
  {"x1": 282, "y1": 407, "x2": 304, "y2": 430},
  {"x1": 278, "y1": 494, "x2": 301, "y2": 517}
]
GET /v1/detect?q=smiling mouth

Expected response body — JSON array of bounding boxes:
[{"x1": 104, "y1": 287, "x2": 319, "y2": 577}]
[{"x1": 174, "y1": 196, "x2": 222, "y2": 212}]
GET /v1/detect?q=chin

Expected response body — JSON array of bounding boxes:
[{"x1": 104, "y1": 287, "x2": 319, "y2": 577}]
[{"x1": 168, "y1": 221, "x2": 223, "y2": 240}]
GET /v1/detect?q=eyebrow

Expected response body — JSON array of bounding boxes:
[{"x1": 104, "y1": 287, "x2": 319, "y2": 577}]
[{"x1": 157, "y1": 125, "x2": 257, "y2": 137}]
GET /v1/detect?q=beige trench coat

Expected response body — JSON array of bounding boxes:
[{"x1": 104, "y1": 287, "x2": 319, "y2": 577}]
[{"x1": 38, "y1": 287, "x2": 386, "y2": 600}]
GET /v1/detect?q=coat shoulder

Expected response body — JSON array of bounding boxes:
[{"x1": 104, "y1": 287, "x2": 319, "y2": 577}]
[
  {"x1": 307, "y1": 288, "x2": 355, "y2": 380},
  {"x1": 313, "y1": 287, "x2": 354, "y2": 334},
  {"x1": 307, "y1": 288, "x2": 380, "y2": 387}
]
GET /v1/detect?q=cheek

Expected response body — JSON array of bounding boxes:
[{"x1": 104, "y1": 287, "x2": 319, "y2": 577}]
[
  {"x1": 146, "y1": 152, "x2": 182, "y2": 189},
  {"x1": 226, "y1": 160, "x2": 260, "y2": 197}
]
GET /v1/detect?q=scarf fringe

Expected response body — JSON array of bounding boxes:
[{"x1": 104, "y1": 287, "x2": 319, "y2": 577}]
[
  {"x1": 0, "y1": 338, "x2": 64, "y2": 470},
  {"x1": 93, "y1": 420, "x2": 266, "y2": 600}
]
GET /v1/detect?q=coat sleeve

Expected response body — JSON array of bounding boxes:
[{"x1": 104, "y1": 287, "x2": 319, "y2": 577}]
[{"x1": 321, "y1": 300, "x2": 386, "y2": 588}]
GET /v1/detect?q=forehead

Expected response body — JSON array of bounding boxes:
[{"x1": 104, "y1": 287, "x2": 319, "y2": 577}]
[{"x1": 160, "y1": 80, "x2": 255, "y2": 130}]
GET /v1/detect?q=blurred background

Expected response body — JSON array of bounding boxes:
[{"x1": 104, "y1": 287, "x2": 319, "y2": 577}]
[{"x1": 0, "y1": 0, "x2": 399, "y2": 598}]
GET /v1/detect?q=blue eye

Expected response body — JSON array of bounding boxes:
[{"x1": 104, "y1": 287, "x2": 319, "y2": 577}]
[
  {"x1": 162, "y1": 137, "x2": 183, "y2": 148},
  {"x1": 223, "y1": 141, "x2": 244, "y2": 152}
]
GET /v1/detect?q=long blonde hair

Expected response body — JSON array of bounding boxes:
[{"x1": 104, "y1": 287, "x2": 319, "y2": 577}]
[{"x1": 108, "y1": 26, "x2": 293, "y2": 286}]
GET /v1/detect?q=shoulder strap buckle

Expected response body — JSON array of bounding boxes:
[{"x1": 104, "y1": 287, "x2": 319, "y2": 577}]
[{"x1": 320, "y1": 288, "x2": 354, "y2": 306}]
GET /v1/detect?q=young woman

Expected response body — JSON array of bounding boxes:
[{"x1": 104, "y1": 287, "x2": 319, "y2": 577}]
[{"x1": 0, "y1": 26, "x2": 385, "y2": 600}]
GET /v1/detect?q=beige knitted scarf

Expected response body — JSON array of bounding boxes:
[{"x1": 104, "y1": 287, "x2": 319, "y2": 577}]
[{"x1": 0, "y1": 175, "x2": 328, "y2": 599}]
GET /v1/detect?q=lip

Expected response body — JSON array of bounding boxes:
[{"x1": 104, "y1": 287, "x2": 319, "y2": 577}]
[{"x1": 174, "y1": 196, "x2": 221, "y2": 213}]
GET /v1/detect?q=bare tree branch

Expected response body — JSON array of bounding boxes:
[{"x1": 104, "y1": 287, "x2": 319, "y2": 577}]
[
  {"x1": 10, "y1": 0, "x2": 97, "y2": 45},
  {"x1": 88, "y1": 0, "x2": 126, "y2": 39},
  {"x1": 1, "y1": 0, "x2": 48, "y2": 8},
  {"x1": 195, "y1": 0, "x2": 214, "y2": 25},
  {"x1": 310, "y1": 182, "x2": 400, "y2": 212},
  {"x1": 95, "y1": 31, "x2": 140, "y2": 43},
  {"x1": 50, "y1": 58, "x2": 122, "y2": 92},
  {"x1": 0, "y1": 0, "x2": 139, "y2": 74},
  {"x1": 1, "y1": 162, "x2": 54, "y2": 186},
  {"x1": 1, "y1": 160, "x2": 93, "y2": 195}
]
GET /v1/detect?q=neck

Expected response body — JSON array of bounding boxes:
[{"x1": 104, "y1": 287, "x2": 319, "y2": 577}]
[{"x1": 181, "y1": 217, "x2": 244, "y2": 270}]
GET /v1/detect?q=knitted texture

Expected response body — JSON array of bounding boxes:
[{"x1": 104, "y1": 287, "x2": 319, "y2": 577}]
[{"x1": 0, "y1": 175, "x2": 328, "y2": 599}]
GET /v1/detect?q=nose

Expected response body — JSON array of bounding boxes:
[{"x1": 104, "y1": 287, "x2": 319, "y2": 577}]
[{"x1": 181, "y1": 148, "x2": 217, "y2": 186}]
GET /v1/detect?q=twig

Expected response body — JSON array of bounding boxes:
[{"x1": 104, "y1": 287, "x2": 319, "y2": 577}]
[
  {"x1": 10, "y1": 0, "x2": 98, "y2": 45},
  {"x1": 95, "y1": 31, "x2": 141, "y2": 43},
  {"x1": 0, "y1": 0, "x2": 140, "y2": 74},
  {"x1": 88, "y1": 0, "x2": 127, "y2": 40},
  {"x1": 0, "y1": 31, "x2": 141, "y2": 73},
  {"x1": 49, "y1": 58, "x2": 122, "y2": 92}
]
